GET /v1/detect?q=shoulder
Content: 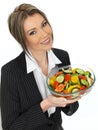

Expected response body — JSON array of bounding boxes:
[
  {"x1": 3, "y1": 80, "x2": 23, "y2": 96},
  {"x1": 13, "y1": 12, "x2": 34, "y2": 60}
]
[
  {"x1": 52, "y1": 48, "x2": 71, "y2": 65},
  {"x1": 1, "y1": 51, "x2": 25, "y2": 74},
  {"x1": 52, "y1": 48, "x2": 68, "y2": 55}
]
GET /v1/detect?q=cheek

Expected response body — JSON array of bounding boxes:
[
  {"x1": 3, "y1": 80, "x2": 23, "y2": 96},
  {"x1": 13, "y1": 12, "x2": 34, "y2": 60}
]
[
  {"x1": 26, "y1": 37, "x2": 39, "y2": 49},
  {"x1": 49, "y1": 28, "x2": 53, "y2": 40},
  {"x1": 30, "y1": 37, "x2": 39, "y2": 44},
  {"x1": 48, "y1": 27, "x2": 52, "y2": 34}
]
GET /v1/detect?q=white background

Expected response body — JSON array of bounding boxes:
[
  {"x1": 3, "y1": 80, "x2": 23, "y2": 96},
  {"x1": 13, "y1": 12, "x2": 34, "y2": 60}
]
[{"x1": 0, "y1": 0, "x2": 98, "y2": 130}]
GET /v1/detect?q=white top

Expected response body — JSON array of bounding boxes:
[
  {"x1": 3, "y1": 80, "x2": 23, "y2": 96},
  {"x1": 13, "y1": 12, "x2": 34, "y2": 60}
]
[{"x1": 25, "y1": 49, "x2": 62, "y2": 116}]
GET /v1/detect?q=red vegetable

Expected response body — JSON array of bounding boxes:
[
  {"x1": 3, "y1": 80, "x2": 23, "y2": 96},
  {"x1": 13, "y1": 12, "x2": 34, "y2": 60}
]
[
  {"x1": 53, "y1": 81, "x2": 59, "y2": 89},
  {"x1": 79, "y1": 75, "x2": 87, "y2": 80},
  {"x1": 64, "y1": 74, "x2": 71, "y2": 82},
  {"x1": 80, "y1": 86, "x2": 86, "y2": 90},
  {"x1": 55, "y1": 84, "x2": 65, "y2": 92}
]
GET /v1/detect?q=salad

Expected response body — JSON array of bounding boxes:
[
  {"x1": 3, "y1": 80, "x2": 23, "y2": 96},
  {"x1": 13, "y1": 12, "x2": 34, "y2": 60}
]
[{"x1": 48, "y1": 66, "x2": 94, "y2": 97}]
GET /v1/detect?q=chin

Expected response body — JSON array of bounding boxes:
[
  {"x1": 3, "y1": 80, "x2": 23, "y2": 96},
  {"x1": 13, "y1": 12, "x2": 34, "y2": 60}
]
[{"x1": 46, "y1": 45, "x2": 52, "y2": 51}]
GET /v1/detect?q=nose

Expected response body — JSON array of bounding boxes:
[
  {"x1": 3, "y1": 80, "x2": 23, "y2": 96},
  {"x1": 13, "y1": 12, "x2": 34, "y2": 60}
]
[{"x1": 38, "y1": 29, "x2": 47, "y2": 38}]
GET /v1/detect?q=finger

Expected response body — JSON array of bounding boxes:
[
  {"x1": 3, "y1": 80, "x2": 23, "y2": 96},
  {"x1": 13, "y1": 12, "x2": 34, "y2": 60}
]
[{"x1": 67, "y1": 96, "x2": 81, "y2": 104}]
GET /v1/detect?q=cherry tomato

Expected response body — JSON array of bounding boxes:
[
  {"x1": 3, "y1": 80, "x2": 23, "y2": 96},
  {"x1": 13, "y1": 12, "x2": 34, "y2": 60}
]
[
  {"x1": 53, "y1": 81, "x2": 59, "y2": 89},
  {"x1": 64, "y1": 74, "x2": 71, "y2": 82}
]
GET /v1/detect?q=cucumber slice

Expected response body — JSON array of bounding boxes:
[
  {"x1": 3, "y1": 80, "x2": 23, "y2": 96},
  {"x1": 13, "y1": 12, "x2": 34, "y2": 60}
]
[
  {"x1": 71, "y1": 88, "x2": 79, "y2": 93},
  {"x1": 76, "y1": 68, "x2": 85, "y2": 75},
  {"x1": 71, "y1": 88, "x2": 80, "y2": 97},
  {"x1": 65, "y1": 82, "x2": 69, "y2": 89},
  {"x1": 86, "y1": 76, "x2": 93, "y2": 87},
  {"x1": 62, "y1": 68, "x2": 72, "y2": 74},
  {"x1": 85, "y1": 71, "x2": 91, "y2": 77},
  {"x1": 56, "y1": 74, "x2": 64, "y2": 83},
  {"x1": 81, "y1": 79, "x2": 89, "y2": 86}
]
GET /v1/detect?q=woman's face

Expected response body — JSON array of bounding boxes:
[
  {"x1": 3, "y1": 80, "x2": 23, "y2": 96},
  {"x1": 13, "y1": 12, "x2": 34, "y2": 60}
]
[{"x1": 23, "y1": 13, "x2": 53, "y2": 53}]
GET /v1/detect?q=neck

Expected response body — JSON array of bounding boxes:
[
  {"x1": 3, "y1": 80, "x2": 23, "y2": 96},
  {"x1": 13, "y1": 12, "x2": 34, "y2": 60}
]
[
  {"x1": 30, "y1": 50, "x2": 48, "y2": 76},
  {"x1": 31, "y1": 50, "x2": 47, "y2": 63}
]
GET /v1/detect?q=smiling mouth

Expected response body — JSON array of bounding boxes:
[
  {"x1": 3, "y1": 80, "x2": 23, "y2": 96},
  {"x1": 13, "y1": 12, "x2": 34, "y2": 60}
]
[{"x1": 40, "y1": 38, "x2": 50, "y2": 45}]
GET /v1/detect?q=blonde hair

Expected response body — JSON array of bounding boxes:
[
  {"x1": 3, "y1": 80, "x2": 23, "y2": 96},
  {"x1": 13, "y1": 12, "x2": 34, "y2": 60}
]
[{"x1": 8, "y1": 3, "x2": 52, "y2": 51}]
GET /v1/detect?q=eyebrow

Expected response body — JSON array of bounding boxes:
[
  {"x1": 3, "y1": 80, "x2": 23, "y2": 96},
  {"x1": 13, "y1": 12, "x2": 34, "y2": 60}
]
[
  {"x1": 27, "y1": 28, "x2": 36, "y2": 34},
  {"x1": 27, "y1": 19, "x2": 46, "y2": 34}
]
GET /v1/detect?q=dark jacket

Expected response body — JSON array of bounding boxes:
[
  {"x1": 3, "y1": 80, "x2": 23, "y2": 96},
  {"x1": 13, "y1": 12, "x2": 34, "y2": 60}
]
[{"x1": 1, "y1": 48, "x2": 79, "y2": 130}]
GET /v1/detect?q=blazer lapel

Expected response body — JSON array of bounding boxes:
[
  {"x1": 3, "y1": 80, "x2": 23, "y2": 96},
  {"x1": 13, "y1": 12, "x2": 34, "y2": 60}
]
[{"x1": 17, "y1": 52, "x2": 43, "y2": 104}]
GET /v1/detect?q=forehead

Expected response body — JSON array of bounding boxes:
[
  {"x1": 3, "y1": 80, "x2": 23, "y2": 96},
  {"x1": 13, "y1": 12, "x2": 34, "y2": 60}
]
[{"x1": 23, "y1": 13, "x2": 45, "y2": 31}]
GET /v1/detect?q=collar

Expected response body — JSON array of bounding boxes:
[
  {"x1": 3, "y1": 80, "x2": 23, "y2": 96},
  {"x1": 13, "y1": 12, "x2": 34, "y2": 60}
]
[{"x1": 25, "y1": 49, "x2": 62, "y2": 74}]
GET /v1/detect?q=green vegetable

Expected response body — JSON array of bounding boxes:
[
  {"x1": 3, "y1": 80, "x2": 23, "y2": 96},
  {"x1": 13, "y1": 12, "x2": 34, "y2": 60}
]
[
  {"x1": 76, "y1": 68, "x2": 85, "y2": 75},
  {"x1": 85, "y1": 71, "x2": 91, "y2": 77},
  {"x1": 71, "y1": 88, "x2": 80, "y2": 97},
  {"x1": 56, "y1": 74, "x2": 64, "y2": 83},
  {"x1": 65, "y1": 82, "x2": 69, "y2": 90},
  {"x1": 71, "y1": 88, "x2": 80, "y2": 93},
  {"x1": 86, "y1": 76, "x2": 93, "y2": 87},
  {"x1": 81, "y1": 79, "x2": 89, "y2": 86},
  {"x1": 62, "y1": 68, "x2": 72, "y2": 74}
]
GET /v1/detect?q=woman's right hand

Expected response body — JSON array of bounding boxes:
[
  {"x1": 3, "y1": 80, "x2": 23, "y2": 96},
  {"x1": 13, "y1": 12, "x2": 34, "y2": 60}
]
[{"x1": 40, "y1": 95, "x2": 81, "y2": 112}]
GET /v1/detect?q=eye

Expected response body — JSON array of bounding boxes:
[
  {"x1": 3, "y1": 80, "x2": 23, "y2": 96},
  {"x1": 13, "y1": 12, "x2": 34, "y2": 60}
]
[
  {"x1": 42, "y1": 21, "x2": 47, "y2": 28},
  {"x1": 29, "y1": 31, "x2": 36, "y2": 35}
]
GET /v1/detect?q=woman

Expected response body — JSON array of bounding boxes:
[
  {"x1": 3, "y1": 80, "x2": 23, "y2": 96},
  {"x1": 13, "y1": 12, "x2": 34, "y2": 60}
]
[{"x1": 1, "y1": 3, "x2": 80, "y2": 130}]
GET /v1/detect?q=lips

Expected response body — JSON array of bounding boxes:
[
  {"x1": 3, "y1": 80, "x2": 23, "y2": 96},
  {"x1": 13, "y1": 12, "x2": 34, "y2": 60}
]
[{"x1": 40, "y1": 37, "x2": 50, "y2": 45}]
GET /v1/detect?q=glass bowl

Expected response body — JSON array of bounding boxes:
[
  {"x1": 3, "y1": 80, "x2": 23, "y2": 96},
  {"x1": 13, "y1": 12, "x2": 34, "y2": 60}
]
[{"x1": 47, "y1": 64, "x2": 95, "y2": 100}]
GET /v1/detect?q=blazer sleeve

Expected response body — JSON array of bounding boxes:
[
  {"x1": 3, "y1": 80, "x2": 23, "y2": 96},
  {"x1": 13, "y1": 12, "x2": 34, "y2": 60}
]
[
  {"x1": 1, "y1": 66, "x2": 53, "y2": 130},
  {"x1": 61, "y1": 101, "x2": 79, "y2": 116}
]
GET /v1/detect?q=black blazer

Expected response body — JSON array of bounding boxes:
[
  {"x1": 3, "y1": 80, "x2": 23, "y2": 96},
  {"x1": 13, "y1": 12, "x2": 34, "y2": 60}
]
[{"x1": 1, "y1": 48, "x2": 79, "y2": 130}]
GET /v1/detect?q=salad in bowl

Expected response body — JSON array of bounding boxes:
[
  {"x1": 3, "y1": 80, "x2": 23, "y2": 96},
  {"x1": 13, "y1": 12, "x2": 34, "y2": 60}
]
[{"x1": 47, "y1": 64, "x2": 95, "y2": 99}]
